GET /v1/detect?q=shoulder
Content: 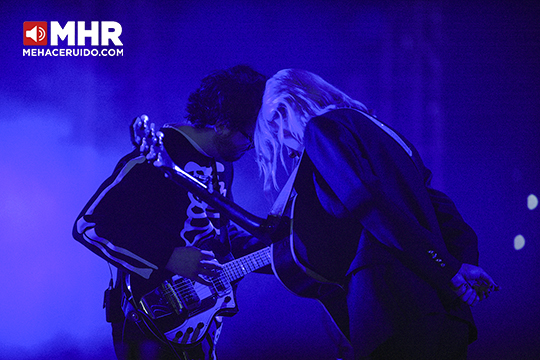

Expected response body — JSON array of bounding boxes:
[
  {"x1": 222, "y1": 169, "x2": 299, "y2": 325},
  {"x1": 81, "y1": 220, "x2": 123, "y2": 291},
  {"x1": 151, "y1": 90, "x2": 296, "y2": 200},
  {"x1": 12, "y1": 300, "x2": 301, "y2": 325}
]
[
  {"x1": 312, "y1": 108, "x2": 368, "y2": 123},
  {"x1": 307, "y1": 108, "x2": 372, "y2": 135},
  {"x1": 305, "y1": 108, "x2": 367, "y2": 143}
]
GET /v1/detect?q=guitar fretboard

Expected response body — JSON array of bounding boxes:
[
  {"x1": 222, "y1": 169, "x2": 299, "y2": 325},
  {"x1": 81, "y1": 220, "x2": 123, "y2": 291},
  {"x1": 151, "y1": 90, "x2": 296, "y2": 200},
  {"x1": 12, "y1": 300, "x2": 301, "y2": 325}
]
[{"x1": 223, "y1": 247, "x2": 271, "y2": 282}]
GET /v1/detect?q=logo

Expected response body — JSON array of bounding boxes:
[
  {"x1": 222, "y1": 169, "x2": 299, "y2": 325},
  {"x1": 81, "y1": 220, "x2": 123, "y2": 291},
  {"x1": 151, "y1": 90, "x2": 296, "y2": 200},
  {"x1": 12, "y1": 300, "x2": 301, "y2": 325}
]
[
  {"x1": 22, "y1": 21, "x2": 124, "y2": 57},
  {"x1": 23, "y1": 21, "x2": 123, "y2": 46},
  {"x1": 24, "y1": 22, "x2": 48, "y2": 46}
]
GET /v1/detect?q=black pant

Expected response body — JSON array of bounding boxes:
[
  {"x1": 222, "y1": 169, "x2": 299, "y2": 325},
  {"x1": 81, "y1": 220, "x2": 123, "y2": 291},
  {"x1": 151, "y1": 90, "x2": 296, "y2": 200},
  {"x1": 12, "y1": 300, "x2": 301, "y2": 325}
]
[
  {"x1": 112, "y1": 313, "x2": 207, "y2": 360},
  {"x1": 368, "y1": 313, "x2": 469, "y2": 360}
]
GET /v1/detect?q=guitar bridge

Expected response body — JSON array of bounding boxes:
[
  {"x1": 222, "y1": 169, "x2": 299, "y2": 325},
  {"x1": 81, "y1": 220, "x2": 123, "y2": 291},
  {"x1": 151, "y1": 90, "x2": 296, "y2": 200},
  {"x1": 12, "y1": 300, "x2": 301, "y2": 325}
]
[
  {"x1": 162, "y1": 280, "x2": 185, "y2": 315},
  {"x1": 165, "y1": 277, "x2": 201, "y2": 313},
  {"x1": 138, "y1": 285, "x2": 178, "y2": 320}
]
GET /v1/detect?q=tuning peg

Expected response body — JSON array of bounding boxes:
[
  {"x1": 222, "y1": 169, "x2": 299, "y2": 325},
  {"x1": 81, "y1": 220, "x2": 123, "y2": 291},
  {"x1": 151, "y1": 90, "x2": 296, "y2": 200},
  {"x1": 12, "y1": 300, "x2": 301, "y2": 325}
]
[
  {"x1": 131, "y1": 115, "x2": 150, "y2": 147},
  {"x1": 156, "y1": 131, "x2": 164, "y2": 145},
  {"x1": 148, "y1": 122, "x2": 155, "y2": 136},
  {"x1": 139, "y1": 137, "x2": 148, "y2": 153},
  {"x1": 146, "y1": 144, "x2": 156, "y2": 160},
  {"x1": 154, "y1": 153, "x2": 164, "y2": 167},
  {"x1": 139, "y1": 117, "x2": 149, "y2": 133}
]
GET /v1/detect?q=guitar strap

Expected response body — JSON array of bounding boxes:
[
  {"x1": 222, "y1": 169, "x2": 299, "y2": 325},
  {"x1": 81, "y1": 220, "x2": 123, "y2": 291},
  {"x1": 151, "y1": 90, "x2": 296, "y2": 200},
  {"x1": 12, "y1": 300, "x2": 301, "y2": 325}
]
[
  {"x1": 268, "y1": 152, "x2": 303, "y2": 218},
  {"x1": 355, "y1": 109, "x2": 412, "y2": 157},
  {"x1": 211, "y1": 160, "x2": 232, "y2": 260}
]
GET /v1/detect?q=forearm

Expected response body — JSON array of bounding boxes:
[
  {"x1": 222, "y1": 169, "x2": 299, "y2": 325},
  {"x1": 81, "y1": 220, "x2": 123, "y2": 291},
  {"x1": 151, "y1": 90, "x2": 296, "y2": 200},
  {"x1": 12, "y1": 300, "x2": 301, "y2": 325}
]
[
  {"x1": 428, "y1": 187, "x2": 479, "y2": 265},
  {"x1": 73, "y1": 217, "x2": 160, "y2": 279}
]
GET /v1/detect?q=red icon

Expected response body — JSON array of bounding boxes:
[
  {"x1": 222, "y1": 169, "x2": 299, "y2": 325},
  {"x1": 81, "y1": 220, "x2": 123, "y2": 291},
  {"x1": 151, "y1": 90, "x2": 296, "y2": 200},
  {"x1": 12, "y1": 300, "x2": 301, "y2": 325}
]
[{"x1": 24, "y1": 22, "x2": 48, "y2": 46}]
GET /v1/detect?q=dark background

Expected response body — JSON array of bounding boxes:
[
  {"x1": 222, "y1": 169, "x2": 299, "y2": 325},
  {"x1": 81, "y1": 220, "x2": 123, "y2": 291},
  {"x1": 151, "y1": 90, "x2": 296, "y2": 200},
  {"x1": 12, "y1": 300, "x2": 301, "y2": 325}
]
[{"x1": 1, "y1": 1, "x2": 538, "y2": 359}]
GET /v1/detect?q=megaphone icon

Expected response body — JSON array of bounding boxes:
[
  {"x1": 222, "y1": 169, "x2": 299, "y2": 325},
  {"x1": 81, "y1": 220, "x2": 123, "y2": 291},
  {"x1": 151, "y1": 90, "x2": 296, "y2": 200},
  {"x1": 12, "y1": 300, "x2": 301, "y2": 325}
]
[{"x1": 26, "y1": 26, "x2": 46, "y2": 42}]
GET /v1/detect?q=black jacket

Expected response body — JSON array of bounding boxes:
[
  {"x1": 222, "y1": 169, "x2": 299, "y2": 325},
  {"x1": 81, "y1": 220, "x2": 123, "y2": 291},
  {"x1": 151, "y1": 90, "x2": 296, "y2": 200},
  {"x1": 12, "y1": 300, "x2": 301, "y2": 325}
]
[{"x1": 291, "y1": 108, "x2": 478, "y2": 355}]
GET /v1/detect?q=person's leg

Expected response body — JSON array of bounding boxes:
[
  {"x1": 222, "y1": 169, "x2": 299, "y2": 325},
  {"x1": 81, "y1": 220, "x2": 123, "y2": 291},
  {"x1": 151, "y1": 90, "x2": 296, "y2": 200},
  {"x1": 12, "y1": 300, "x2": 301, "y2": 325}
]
[
  {"x1": 112, "y1": 315, "x2": 189, "y2": 360},
  {"x1": 112, "y1": 319, "x2": 163, "y2": 360},
  {"x1": 369, "y1": 313, "x2": 469, "y2": 360},
  {"x1": 347, "y1": 266, "x2": 396, "y2": 359}
]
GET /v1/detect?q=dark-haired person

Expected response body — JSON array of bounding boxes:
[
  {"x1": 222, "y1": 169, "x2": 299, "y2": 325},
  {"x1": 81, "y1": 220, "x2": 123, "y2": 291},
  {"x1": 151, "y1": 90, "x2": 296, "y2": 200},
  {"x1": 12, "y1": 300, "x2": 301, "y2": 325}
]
[
  {"x1": 254, "y1": 69, "x2": 499, "y2": 359},
  {"x1": 73, "y1": 65, "x2": 267, "y2": 360}
]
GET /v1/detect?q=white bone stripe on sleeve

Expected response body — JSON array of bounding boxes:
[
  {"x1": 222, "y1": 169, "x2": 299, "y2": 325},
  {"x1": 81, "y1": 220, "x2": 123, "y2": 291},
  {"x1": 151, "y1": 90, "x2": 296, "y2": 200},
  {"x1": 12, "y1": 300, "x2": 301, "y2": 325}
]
[
  {"x1": 82, "y1": 155, "x2": 147, "y2": 216},
  {"x1": 76, "y1": 155, "x2": 157, "y2": 279},
  {"x1": 82, "y1": 228, "x2": 155, "y2": 279}
]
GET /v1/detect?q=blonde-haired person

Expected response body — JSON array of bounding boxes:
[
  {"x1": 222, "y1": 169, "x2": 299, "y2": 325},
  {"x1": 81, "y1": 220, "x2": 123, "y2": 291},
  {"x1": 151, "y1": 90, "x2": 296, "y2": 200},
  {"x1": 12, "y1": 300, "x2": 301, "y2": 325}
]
[{"x1": 255, "y1": 69, "x2": 499, "y2": 359}]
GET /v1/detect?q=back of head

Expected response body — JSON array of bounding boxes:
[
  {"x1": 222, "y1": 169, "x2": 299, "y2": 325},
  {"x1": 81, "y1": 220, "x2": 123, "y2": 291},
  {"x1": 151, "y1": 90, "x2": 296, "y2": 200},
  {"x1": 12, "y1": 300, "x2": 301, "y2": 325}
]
[
  {"x1": 255, "y1": 68, "x2": 367, "y2": 193},
  {"x1": 261, "y1": 68, "x2": 367, "y2": 125},
  {"x1": 186, "y1": 65, "x2": 267, "y2": 133}
]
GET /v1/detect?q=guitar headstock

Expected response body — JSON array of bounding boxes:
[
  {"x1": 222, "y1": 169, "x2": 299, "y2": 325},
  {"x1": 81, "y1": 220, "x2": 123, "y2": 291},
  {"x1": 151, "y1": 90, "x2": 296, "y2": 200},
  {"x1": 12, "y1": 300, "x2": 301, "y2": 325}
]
[
  {"x1": 129, "y1": 114, "x2": 207, "y2": 189},
  {"x1": 130, "y1": 114, "x2": 165, "y2": 167},
  {"x1": 128, "y1": 117, "x2": 270, "y2": 240}
]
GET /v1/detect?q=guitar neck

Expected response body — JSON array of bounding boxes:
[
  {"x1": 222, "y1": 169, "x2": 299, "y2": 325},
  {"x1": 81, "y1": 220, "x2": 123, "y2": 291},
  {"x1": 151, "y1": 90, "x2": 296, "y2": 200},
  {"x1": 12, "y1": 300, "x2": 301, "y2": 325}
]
[
  {"x1": 223, "y1": 247, "x2": 271, "y2": 282},
  {"x1": 131, "y1": 118, "x2": 281, "y2": 243}
]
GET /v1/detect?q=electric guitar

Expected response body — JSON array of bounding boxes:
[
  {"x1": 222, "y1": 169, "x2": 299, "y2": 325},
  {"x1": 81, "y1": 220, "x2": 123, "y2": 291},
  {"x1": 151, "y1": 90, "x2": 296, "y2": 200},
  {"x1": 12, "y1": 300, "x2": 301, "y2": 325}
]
[
  {"x1": 129, "y1": 116, "x2": 351, "y2": 346},
  {"x1": 132, "y1": 246, "x2": 271, "y2": 345}
]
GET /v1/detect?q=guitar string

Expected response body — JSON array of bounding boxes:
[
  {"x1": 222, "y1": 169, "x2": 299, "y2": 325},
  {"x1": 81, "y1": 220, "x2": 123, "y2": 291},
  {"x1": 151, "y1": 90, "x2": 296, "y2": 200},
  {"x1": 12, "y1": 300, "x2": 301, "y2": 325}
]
[
  {"x1": 160, "y1": 249, "x2": 271, "y2": 298},
  {"x1": 161, "y1": 265, "x2": 266, "y2": 298},
  {"x1": 161, "y1": 257, "x2": 262, "y2": 297}
]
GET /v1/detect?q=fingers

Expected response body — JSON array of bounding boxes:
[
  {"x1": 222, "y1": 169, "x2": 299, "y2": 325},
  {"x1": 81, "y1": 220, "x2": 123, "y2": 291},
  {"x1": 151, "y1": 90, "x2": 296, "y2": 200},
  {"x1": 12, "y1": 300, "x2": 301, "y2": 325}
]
[
  {"x1": 195, "y1": 275, "x2": 213, "y2": 287},
  {"x1": 458, "y1": 283, "x2": 480, "y2": 306},
  {"x1": 166, "y1": 246, "x2": 224, "y2": 285},
  {"x1": 459, "y1": 282, "x2": 498, "y2": 306},
  {"x1": 471, "y1": 273, "x2": 500, "y2": 298},
  {"x1": 475, "y1": 286, "x2": 489, "y2": 301},
  {"x1": 475, "y1": 268, "x2": 500, "y2": 292},
  {"x1": 200, "y1": 259, "x2": 223, "y2": 271},
  {"x1": 198, "y1": 250, "x2": 223, "y2": 276},
  {"x1": 195, "y1": 260, "x2": 223, "y2": 286},
  {"x1": 476, "y1": 271, "x2": 499, "y2": 290},
  {"x1": 198, "y1": 260, "x2": 223, "y2": 279},
  {"x1": 196, "y1": 250, "x2": 223, "y2": 283},
  {"x1": 199, "y1": 249, "x2": 216, "y2": 259}
]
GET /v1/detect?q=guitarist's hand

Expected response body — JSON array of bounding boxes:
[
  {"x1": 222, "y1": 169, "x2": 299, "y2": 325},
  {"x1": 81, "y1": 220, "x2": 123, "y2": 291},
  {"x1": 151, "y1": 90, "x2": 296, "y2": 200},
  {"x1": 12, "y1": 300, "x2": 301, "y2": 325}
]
[{"x1": 165, "y1": 246, "x2": 223, "y2": 286}]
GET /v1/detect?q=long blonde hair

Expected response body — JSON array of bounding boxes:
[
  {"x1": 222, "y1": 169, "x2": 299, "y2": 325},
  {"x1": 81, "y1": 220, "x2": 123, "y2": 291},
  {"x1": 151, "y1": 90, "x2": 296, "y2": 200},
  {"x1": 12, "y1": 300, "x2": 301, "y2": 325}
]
[{"x1": 255, "y1": 69, "x2": 367, "y2": 195}]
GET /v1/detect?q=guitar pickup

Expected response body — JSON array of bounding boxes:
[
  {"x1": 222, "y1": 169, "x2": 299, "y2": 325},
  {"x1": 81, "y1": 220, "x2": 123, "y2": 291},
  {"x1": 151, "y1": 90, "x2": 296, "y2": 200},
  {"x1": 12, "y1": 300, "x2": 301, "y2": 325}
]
[
  {"x1": 211, "y1": 274, "x2": 231, "y2": 296},
  {"x1": 166, "y1": 277, "x2": 201, "y2": 313}
]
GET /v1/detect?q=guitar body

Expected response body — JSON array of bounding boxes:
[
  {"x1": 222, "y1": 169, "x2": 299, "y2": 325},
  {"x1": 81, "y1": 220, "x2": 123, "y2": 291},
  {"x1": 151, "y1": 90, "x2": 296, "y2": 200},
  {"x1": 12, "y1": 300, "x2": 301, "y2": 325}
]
[
  {"x1": 270, "y1": 154, "x2": 363, "y2": 343},
  {"x1": 135, "y1": 274, "x2": 237, "y2": 345},
  {"x1": 126, "y1": 246, "x2": 272, "y2": 346},
  {"x1": 271, "y1": 230, "x2": 345, "y2": 300},
  {"x1": 271, "y1": 234, "x2": 354, "y2": 356}
]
